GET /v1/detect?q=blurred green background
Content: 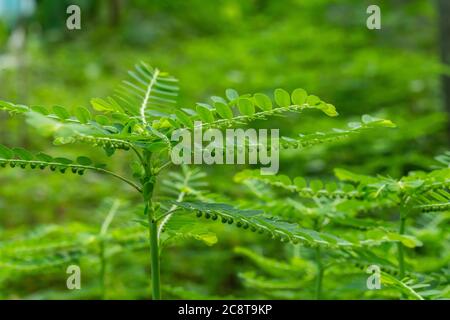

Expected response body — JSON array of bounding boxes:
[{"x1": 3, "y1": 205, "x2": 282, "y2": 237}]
[{"x1": 0, "y1": 0, "x2": 448, "y2": 299}]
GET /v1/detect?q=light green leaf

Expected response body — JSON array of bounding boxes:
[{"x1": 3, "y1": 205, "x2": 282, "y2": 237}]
[
  {"x1": 196, "y1": 103, "x2": 215, "y2": 123},
  {"x1": 175, "y1": 110, "x2": 194, "y2": 128},
  {"x1": 94, "y1": 115, "x2": 110, "y2": 125},
  {"x1": 238, "y1": 98, "x2": 255, "y2": 116},
  {"x1": 274, "y1": 88, "x2": 291, "y2": 107},
  {"x1": 253, "y1": 93, "x2": 272, "y2": 111},
  {"x1": 91, "y1": 98, "x2": 115, "y2": 112},
  {"x1": 306, "y1": 95, "x2": 321, "y2": 106},
  {"x1": 321, "y1": 103, "x2": 338, "y2": 116},
  {"x1": 310, "y1": 180, "x2": 323, "y2": 192},
  {"x1": 74, "y1": 107, "x2": 91, "y2": 124},
  {"x1": 214, "y1": 101, "x2": 233, "y2": 119},
  {"x1": 291, "y1": 88, "x2": 307, "y2": 105},
  {"x1": 225, "y1": 88, "x2": 239, "y2": 101},
  {"x1": 52, "y1": 106, "x2": 71, "y2": 120},
  {"x1": 294, "y1": 177, "x2": 307, "y2": 189}
]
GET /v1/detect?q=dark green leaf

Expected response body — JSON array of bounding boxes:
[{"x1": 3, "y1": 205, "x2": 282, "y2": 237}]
[
  {"x1": 76, "y1": 156, "x2": 92, "y2": 166},
  {"x1": 13, "y1": 147, "x2": 34, "y2": 161},
  {"x1": 0, "y1": 145, "x2": 13, "y2": 159}
]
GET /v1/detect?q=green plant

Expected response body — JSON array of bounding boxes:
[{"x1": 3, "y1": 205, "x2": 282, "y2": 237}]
[
  {"x1": 0, "y1": 62, "x2": 397, "y2": 299},
  {"x1": 232, "y1": 155, "x2": 449, "y2": 299}
]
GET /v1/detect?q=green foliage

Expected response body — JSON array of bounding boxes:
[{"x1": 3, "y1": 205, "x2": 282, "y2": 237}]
[
  {"x1": 0, "y1": 143, "x2": 103, "y2": 175},
  {"x1": 188, "y1": 87, "x2": 339, "y2": 131},
  {"x1": 232, "y1": 161, "x2": 449, "y2": 299},
  {"x1": 0, "y1": 0, "x2": 448, "y2": 300},
  {"x1": 1, "y1": 56, "x2": 392, "y2": 298},
  {"x1": 168, "y1": 201, "x2": 354, "y2": 247}
]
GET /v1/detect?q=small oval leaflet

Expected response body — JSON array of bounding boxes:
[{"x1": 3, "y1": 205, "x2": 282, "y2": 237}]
[
  {"x1": 77, "y1": 156, "x2": 93, "y2": 166},
  {"x1": 0, "y1": 144, "x2": 13, "y2": 159},
  {"x1": 214, "y1": 101, "x2": 233, "y2": 119},
  {"x1": 74, "y1": 107, "x2": 92, "y2": 124},
  {"x1": 274, "y1": 88, "x2": 291, "y2": 107},
  {"x1": 52, "y1": 105, "x2": 71, "y2": 120},
  {"x1": 306, "y1": 95, "x2": 321, "y2": 106},
  {"x1": 225, "y1": 88, "x2": 239, "y2": 102},
  {"x1": 13, "y1": 147, "x2": 34, "y2": 161},
  {"x1": 291, "y1": 88, "x2": 308, "y2": 105},
  {"x1": 175, "y1": 110, "x2": 193, "y2": 128},
  {"x1": 196, "y1": 103, "x2": 215, "y2": 123},
  {"x1": 238, "y1": 98, "x2": 255, "y2": 116},
  {"x1": 253, "y1": 93, "x2": 273, "y2": 111}
]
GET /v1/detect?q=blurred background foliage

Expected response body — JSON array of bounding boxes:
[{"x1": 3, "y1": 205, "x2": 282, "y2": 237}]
[{"x1": 0, "y1": 0, "x2": 448, "y2": 299}]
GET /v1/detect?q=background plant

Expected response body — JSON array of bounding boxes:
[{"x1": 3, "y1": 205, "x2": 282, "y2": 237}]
[{"x1": 0, "y1": 0, "x2": 448, "y2": 300}]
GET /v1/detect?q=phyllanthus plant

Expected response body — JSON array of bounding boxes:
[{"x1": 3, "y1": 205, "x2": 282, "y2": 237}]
[
  {"x1": 233, "y1": 156, "x2": 450, "y2": 299},
  {"x1": 0, "y1": 62, "x2": 395, "y2": 299},
  {"x1": 170, "y1": 120, "x2": 280, "y2": 174}
]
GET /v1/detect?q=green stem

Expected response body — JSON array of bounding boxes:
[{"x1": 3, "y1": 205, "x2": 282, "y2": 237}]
[
  {"x1": 98, "y1": 199, "x2": 120, "y2": 300},
  {"x1": 142, "y1": 151, "x2": 161, "y2": 300},
  {"x1": 315, "y1": 247, "x2": 323, "y2": 300},
  {"x1": 1, "y1": 159, "x2": 142, "y2": 193},
  {"x1": 397, "y1": 215, "x2": 406, "y2": 279},
  {"x1": 146, "y1": 201, "x2": 161, "y2": 300},
  {"x1": 99, "y1": 240, "x2": 106, "y2": 299}
]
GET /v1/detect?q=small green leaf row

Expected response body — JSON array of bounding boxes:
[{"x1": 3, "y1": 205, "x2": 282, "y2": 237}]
[
  {"x1": 0, "y1": 101, "x2": 168, "y2": 153},
  {"x1": 0, "y1": 100, "x2": 133, "y2": 134},
  {"x1": 0, "y1": 144, "x2": 103, "y2": 175},
  {"x1": 0, "y1": 250, "x2": 84, "y2": 272},
  {"x1": 279, "y1": 115, "x2": 396, "y2": 149},
  {"x1": 170, "y1": 88, "x2": 339, "y2": 130},
  {"x1": 234, "y1": 246, "x2": 310, "y2": 274},
  {"x1": 334, "y1": 250, "x2": 416, "y2": 279},
  {"x1": 411, "y1": 186, "x2": 450, "y2": 212},
  {"x1": 0, "y1": 101, "x2": 174, "y2": 157},
  {"x1": 236, "y1": 169, "x2": 446, "y2": 207},
  {"x1": 399, "y1": 171, "x2": 450, "y2": 208},
  {"x1": 416, "y1": 202, "x2": 450, "y2": 212},
  {"x1": 234, "y1": 170, "x2": 365, "y2": 200},
  {"x1": 54, "y1": 135, "x2": 133, "y2": 151},
  {"x1": 409, "y1": 179, "x2": 450, "y2": 198},
  {"x1": 103, "y1": 62, "x2": 179, "y2": 117},
  {"x1": 159, "y1": 115, "x2": 396, "y2": 156},
  {"x1": 170, "y1": 201, "x2": 354, "y2": 248},
  {"x1": 434, "y1": 151, "x2": 450, "y2": 168},
  {"x1": 0, "y1": 225, "x2": 150, "y2": 273}
]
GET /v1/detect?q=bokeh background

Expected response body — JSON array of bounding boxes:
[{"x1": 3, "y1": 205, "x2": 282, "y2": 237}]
[{"x1": 0, "y1": 0, "x2": 448, "y2": 299}]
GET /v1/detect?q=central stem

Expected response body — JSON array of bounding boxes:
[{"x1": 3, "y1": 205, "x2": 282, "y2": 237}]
[
  {"x1": 146, "y1": 201, "x2": 161, "y2": 300},
  {"x1": 315, "y1": 247, "x2": 323, "y2": 300},
  {"x1": 142, "y1": 150, "x2": 161, "y2": 300},
  {"x1": 397, "y1": 214, "x2": 406, "y2": 279}
]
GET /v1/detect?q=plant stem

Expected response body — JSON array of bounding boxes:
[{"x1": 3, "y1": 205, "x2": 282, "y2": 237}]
[
  {"x1": 397, "y1": 215, "x2": 406, "y2": 279},
  {"x1": 146, "y1": 201, "x2": 161, "y2": 300},
  {"x1": 141, "y1": 151, "x2": 161, "y2": 300},
  {"x1": 315, "y1": 247, "x2": 324, "y2": 300},
  {"x1": 99, "y1": 241, "x2": 106, "y2": 299},
  {"x1": 99, "y1": 199, "x2": 120, "y2": 300}
]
